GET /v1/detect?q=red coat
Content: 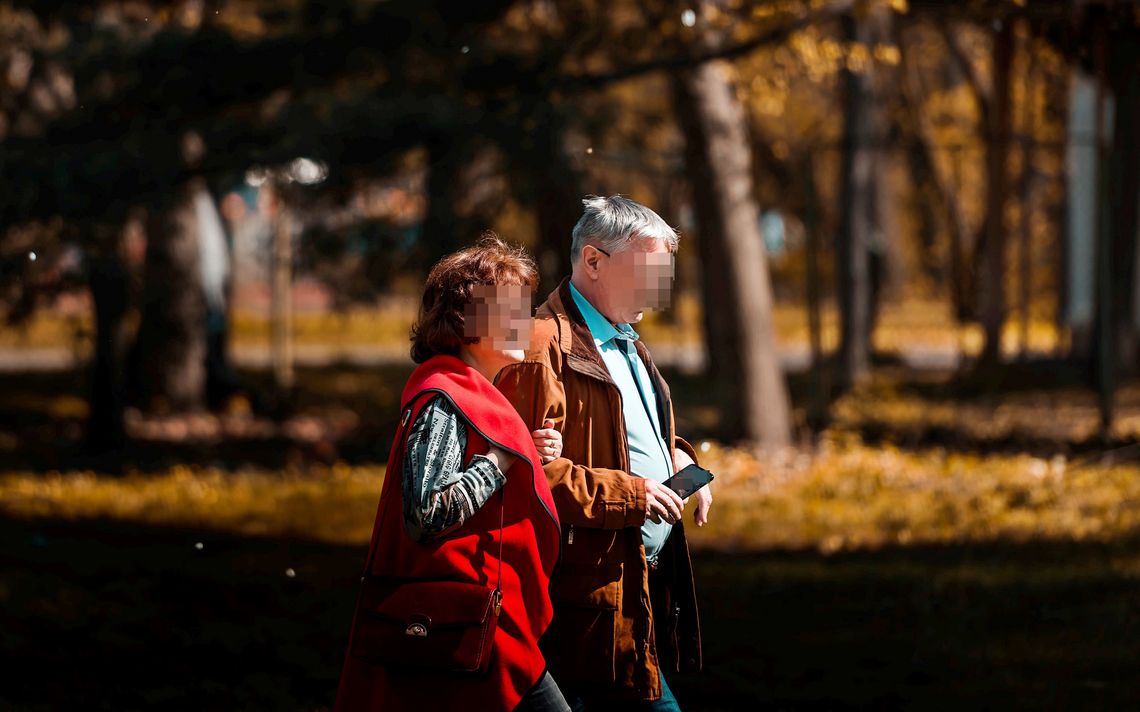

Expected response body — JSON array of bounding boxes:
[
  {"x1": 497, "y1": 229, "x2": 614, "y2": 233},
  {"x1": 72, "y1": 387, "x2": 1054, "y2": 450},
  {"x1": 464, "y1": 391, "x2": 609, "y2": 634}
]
[{"x1": 334, "y1": 354, "x2": 561, "y2": 712}]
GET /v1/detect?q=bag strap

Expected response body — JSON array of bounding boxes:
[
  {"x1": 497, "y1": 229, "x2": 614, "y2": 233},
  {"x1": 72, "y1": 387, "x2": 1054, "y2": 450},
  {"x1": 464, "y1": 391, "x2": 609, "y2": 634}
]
[{"x1": 495, "y1": 483, "x2": 504, "y2": 595}]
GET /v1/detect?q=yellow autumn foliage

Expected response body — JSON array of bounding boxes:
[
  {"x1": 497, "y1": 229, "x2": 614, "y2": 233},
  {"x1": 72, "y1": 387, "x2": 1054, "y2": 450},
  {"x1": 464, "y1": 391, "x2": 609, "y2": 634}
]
[{"x1": 4, "y1": 436, "x2": 1139, "y2": 557}]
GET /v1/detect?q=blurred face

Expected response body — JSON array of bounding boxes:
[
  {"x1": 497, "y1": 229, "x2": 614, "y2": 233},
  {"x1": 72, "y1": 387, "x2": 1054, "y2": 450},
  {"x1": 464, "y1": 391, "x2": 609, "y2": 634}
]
[
  {"x1": 583, "y1": 237, "x2": 675, "y2": 324},
  {"x1": 463, "y1": 282, "x2": 533, "y2": 361}
]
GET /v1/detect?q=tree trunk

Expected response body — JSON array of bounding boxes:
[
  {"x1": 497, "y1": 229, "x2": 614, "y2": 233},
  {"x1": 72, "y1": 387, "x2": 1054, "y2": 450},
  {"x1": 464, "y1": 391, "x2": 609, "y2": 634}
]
[
  {"x1": 129, "y1": 180, "x2": 208, "y2": 412},
  {"x1": 1091, "y1": 8, "x2": 1114, "y2": 436},
  {"x1": 868, "y1": 146, "x2": 898, "y2": 346},
  {"x1": 653, "y1": 175, "x2": 683, "y2": 327},
  {"x1": 1066, "y1": 68, "x2": 1100, "y2": 361},
  {"x1": 672, "y1": 59, "x2": 791, "y2": 449},
  {"x1": 868, "y1": 16, "x2": 902, "y2": 332},
  {"x1": 836, "y1": 11, "x2": 877, "y2": 389},
  {"x1": 803, "y1": 153, "x2": 828, "y2": 433},
  {"x1": 530, "y1": 117, "x2": 582, "y2": 297},
  {"x1": 685, "y1": 131, "x2": 738, "y2": 412},
  {"x1": 1053, "y1": 49, "x2": 1073, "y2": 357},
  {"x1": 1018, "y1": 26, "x2": 1040, "y2": 360},
  {"x1": 86, "y1": 225, "x2": 132, "y2": 456},
  {"x1": 1108, "y1": 26, "x2": 1140, "y2": 378},
  {"x1": 977, "y1": 20, "x2": 1014, "y2": 370},
  {"x1": 904, "y1": 138, "x2": 945, "y2": 291},
  {"x1": 897, "y1": 26, "x2": 976, "y2": 324}
]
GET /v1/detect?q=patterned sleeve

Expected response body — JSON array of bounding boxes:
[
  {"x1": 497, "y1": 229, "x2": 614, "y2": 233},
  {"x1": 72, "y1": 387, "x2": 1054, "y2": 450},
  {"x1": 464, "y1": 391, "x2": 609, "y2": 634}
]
[{"x1": 401, "y1": 394, "x2": 507, "y2": 542}]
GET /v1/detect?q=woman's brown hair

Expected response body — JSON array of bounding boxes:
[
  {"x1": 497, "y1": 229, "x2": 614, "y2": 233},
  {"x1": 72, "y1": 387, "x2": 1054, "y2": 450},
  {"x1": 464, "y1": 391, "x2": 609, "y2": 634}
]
[{"x1": 410, "y1": 234, "x2": 538, "y2": 364}]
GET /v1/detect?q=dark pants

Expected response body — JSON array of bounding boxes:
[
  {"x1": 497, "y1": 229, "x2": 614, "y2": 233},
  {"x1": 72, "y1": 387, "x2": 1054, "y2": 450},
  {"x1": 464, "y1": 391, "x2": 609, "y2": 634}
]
[
  {"x1": 563, "y1": 568, "x2": 683, "y2": 711},
  {"x1": 516, "y1": 670, "x2": 571, "y2": 712}
]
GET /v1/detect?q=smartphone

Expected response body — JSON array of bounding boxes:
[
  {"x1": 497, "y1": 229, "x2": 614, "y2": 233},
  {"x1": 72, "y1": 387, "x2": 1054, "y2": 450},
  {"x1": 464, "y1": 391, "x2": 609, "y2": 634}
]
[{"x1": 661, "y1": 463, "x2": 715, "y2": 499}]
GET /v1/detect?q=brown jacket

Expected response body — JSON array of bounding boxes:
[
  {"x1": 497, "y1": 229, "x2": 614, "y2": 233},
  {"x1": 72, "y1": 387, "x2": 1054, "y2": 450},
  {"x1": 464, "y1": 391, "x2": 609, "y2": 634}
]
[{"x1": 494, "y1": 277, "x2": 702, "y2": 702}]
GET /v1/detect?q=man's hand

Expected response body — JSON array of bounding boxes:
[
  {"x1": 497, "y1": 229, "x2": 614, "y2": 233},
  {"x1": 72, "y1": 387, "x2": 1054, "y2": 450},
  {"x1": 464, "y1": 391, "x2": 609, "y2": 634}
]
[
  {"x1": 691, "y1": 484, "x2": 712, "y2": 527},
  {"x1": 531, "y1": 419, "x2": 562, "y2": 464},
  {"x1": 643, "y1": 479, "x2": 685, "y2": 525},
  {"x1": 674, "y1": 447, "x2": 712, "y2": 527},
  {"x1": 673, "y1": 447, "x2": 695, "y2": 473}
]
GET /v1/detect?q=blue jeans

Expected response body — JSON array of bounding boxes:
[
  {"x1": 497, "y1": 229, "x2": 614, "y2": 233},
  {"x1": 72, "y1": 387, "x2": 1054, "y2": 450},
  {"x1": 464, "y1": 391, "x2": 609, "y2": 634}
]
[
  {"x1": 565, "y1": 672, "x2": 682, "y2": 712},
  {"x1": 516, "y1": 670, "x2": 571, "y2": 712}
]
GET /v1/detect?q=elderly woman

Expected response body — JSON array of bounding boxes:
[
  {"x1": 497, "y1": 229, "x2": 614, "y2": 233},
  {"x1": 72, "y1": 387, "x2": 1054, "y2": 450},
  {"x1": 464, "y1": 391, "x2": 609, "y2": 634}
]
[{"x1": 334, "y1": 237, "x2": 568, "y2": 712}]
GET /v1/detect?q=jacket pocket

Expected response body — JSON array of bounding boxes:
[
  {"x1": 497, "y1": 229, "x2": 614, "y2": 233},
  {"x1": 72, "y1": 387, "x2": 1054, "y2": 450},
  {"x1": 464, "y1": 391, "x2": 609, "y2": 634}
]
[
  {"x1": 552, "y1": 561, "x2": 622, "y2": 610},
  {"x1": 544, "y1": 562, "x2": 622, "y2": 683}
]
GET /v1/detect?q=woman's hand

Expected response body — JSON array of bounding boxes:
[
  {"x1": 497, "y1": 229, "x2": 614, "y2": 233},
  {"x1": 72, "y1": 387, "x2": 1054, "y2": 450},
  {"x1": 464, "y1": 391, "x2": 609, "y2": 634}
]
[
  {"x1": 484, "y1": 446, "x2": 517, "y2": 474},
  {"x1": 531, "y1": 419, "x2": 562, "y2": 464}
]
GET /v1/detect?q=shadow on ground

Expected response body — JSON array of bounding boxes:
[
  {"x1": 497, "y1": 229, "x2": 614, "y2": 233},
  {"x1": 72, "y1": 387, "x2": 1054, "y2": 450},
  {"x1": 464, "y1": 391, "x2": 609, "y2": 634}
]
[{"x1": 3, "y1": 514, "x2": 1138, "y2": 711}]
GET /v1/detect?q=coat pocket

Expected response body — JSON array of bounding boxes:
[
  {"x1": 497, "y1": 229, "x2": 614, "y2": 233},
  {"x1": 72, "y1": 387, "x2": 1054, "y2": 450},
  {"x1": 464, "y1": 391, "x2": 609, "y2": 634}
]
[
  {"x1": 349, "y1": 578, "x2": 501, "y2": 674},
  {"x1": 544, "y1": 561, "x2": 622, "y2": 682},
  {"x1": 552, "y1": 561, "x2": 622, "y2": 610}
]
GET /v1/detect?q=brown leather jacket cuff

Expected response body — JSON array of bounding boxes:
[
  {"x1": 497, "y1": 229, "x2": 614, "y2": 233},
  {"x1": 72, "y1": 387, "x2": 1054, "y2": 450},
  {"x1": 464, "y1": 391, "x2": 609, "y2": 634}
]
[
  {"x1": 597, "y1": 475, "x2": 647, "y2": 529},
  {"x1": 674, "y1": 436, "x2": 700, "y2": 467}
]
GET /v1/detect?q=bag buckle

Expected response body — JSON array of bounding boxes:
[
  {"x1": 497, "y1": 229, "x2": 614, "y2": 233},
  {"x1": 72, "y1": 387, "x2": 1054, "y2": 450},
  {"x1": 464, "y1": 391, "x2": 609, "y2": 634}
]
[
  {"x1": 405, "y1": 613, "x2": 431, "y2": 637},
  {"x1": 492, "y1": 589, "x2": 503, "y2": 617}
]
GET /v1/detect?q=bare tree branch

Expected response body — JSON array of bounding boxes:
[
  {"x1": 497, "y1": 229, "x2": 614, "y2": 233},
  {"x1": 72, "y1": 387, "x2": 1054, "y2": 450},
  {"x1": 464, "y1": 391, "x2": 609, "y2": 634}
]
[{"x1": 558, "y1": 5, "x2": 850, "y2": 90}]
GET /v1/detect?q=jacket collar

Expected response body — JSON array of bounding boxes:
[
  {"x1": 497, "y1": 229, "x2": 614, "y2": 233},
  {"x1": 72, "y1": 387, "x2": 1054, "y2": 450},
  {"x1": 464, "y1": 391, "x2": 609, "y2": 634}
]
[
  {"x1": 543, "y1": 276, "x2": 675, "y2": 445},
  {"x1": 539, "y1": 277, "x2": 616, "y2": 385},
  {"x1": 568, "y1": 280, "x2": 642, "y2": 347}
]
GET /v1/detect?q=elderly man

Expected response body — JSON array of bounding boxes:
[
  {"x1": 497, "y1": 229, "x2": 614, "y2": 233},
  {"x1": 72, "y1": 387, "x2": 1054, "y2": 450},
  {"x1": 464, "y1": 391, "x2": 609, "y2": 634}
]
[{"x1": 495, "y1": 195, "x2": 711, "y2": 710}]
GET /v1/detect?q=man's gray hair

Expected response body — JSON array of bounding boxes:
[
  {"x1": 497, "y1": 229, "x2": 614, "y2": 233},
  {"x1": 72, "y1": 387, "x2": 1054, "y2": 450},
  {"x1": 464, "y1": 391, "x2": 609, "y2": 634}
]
[{"x1": 570, "y1": 195, "x2": 679, "y2": 263}]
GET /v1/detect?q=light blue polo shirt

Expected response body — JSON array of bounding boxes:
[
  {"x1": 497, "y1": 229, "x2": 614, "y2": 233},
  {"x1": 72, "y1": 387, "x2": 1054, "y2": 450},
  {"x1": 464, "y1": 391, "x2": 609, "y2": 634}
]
[{"x1": 569, "y1": 280, "x2": 674, "y2": 562}]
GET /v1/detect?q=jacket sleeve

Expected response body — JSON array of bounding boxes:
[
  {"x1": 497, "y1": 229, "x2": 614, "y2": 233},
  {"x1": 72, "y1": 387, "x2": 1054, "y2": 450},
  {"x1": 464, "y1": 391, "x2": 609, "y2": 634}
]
[
  {"x1": 674, "y1": 436, "x2": 701, "y2": 467},
  {"x1": 402, "y1": 395, "x2": 506, "y2": 542},
  {"x1": 495, "y1": 360, "x2": 646, "y2": 530}
]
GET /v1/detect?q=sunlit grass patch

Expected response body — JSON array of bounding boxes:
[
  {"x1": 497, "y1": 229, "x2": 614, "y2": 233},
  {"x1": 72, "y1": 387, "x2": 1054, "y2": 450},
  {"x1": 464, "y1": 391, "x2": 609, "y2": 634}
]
[
  {"x1": 5, "y1": 438, "x2": 1140, "y2": 558},
  {"x1": 688, "y1": 438, "x2": 1140, "y2": 554},
  {"x1": 0, "y1": 464, "x2": 384, "y2": 545}
]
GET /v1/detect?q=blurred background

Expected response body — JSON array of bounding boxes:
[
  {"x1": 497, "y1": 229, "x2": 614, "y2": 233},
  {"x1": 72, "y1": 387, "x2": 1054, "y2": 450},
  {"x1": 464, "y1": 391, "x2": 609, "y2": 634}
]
[{"x1": 3, "y1": 0, "x2": 1140, "y2": 708}]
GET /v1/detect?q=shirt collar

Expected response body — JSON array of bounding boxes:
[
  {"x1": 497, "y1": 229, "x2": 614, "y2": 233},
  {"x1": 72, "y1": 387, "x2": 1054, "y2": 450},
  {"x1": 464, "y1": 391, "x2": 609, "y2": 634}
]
[{"x1": 568, "y1": 280, "x2": 640, "y2": 347}]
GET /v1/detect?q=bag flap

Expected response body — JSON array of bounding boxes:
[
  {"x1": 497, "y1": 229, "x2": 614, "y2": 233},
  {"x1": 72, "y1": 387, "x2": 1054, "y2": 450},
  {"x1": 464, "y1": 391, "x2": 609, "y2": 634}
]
[{"x1": 359, "y1": 578, "x2": 498, "y2": 630}]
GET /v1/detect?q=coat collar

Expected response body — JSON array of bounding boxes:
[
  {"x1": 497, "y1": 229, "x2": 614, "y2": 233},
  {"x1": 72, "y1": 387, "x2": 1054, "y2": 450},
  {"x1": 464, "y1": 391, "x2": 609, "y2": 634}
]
[
  {"x1": 544, "y1": 277, "x2": 616, "y2": 385},
  {"x1": 543, "y1": 278, "x2": 669, "y2": 398},
  {"x1": 567, "y1": 280, "x2": 642, "y2": 347},
  {"x1": 542, "y1": 276, "x2": 676, "y2": 456}
]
